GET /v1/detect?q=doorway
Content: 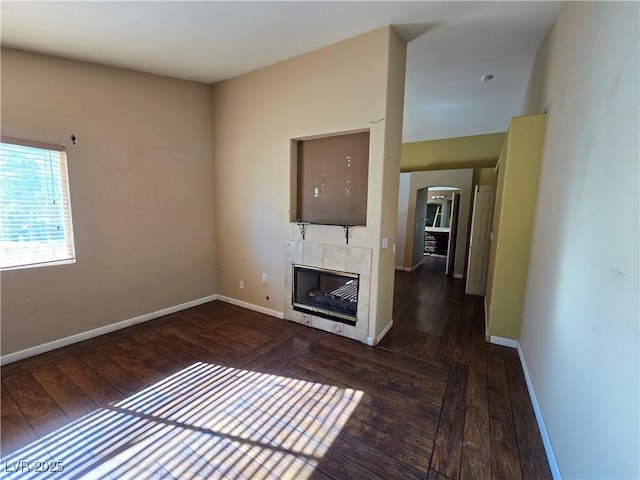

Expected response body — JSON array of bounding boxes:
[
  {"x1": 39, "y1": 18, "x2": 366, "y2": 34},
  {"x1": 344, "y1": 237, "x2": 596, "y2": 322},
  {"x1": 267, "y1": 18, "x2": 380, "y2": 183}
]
[
  {"x1": 421, "y1": 186, "x2": 461, "y2": 275},
  {"x1": 396, "y1": 169, "x2": 473, "y2": 276}
]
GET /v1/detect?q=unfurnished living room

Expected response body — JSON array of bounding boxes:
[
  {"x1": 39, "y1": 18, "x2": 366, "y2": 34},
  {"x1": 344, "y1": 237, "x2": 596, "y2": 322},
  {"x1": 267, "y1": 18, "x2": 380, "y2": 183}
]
[{"x1": 0, "y1": 2, "x2": 638, "y2": 479}]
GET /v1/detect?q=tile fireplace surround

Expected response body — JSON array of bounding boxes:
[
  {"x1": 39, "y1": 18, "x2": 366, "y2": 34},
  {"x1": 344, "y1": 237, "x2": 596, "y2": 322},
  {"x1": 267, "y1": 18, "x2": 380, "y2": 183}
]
[{"x1": 284, "y1": 241, "x2": 371, "y2": 343}]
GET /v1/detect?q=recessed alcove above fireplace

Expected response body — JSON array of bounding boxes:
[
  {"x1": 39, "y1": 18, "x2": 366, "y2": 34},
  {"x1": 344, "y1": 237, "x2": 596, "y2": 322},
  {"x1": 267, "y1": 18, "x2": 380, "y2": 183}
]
[{"x1": 293, "y1": 130, "x2": 370, "y2": 226}]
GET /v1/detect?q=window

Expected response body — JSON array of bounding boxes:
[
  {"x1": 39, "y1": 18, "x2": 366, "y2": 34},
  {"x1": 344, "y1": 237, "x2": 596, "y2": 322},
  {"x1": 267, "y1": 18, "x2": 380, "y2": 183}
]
[{"x1": 0, "y1": 137, "x2": 76, "y2": 270}]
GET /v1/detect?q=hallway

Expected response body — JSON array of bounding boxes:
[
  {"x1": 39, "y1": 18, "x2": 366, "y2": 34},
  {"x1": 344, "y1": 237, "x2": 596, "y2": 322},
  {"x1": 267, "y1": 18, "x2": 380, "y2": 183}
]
[{"x1": 379, "y1": 257, "x2": 552, "y2": 479}]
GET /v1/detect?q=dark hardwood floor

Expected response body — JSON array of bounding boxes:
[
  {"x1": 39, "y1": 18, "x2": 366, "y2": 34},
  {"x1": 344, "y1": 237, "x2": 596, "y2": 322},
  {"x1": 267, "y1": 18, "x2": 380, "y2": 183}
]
[
  {"x1": 0, "y1": 257, "x2": 551, "y2": 479},
  {"x1": 379, "y1": 256, "x2": 551, "y2": 480}
]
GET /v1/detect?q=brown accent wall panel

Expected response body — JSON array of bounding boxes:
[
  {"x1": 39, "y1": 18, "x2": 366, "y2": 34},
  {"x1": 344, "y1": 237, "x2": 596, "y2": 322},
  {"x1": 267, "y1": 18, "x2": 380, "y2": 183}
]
[{"x1": 297, "y1": 131, "x2": 369, "y2": 225}]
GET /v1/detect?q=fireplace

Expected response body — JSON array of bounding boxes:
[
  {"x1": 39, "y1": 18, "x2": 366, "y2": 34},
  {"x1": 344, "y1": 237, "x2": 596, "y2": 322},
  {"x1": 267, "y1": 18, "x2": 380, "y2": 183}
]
[{"x1": 292, "y1": 264, "x2": 359, "y2": 325}]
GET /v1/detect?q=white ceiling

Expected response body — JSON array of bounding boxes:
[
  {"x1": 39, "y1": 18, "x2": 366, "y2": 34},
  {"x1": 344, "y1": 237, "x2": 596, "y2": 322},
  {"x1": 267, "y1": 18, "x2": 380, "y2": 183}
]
[{"x1": 0, "y1": 1, "x2": 561, "y2": 143}]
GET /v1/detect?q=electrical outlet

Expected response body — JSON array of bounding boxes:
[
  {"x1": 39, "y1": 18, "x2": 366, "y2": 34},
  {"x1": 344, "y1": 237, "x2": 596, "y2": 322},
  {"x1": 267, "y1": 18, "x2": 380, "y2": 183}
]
[
  {"x1": 381, "y1": 237, "x2": 388, "y2": 249},
  {"x1": 261, "y1": 273, "x2": 268, "y2": 285},
  {"x1": 302, "y1": 314, "x2": 312, "y2": 326},
  {"x1": 239, "y1": 280, "x2": 244, "y2": 289}
]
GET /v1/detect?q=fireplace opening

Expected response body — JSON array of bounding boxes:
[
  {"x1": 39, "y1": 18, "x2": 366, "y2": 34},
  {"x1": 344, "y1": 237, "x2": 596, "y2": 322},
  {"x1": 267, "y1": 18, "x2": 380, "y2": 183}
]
[{"x1": 292, "y1": 265, "x2": 359, "y2": 325}]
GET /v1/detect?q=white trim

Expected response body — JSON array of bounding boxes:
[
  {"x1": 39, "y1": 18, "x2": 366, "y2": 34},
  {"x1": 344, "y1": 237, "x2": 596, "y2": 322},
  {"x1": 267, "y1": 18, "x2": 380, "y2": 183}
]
[
  {"x1": 484, "y1": 297, "x2": 490, "y2": 341},
  {"x1": 453, "y1": 273, "x2": 464, "y2": 279},
  {"x1": 216, "y1": 295, "x2": 284, "y2": 320},
  {"x1": 1, "y1": 257, "x2": 76, "y2": 272},
  {"x1": 517, "y1": 343, "x2": 562, "y2": 480},
  {"x1": 411, "y1": 261, "x2": 422, "y2": 271},
  {"x1": 395, "y1": 265, "x2": 404, "y2": 271},
  {"x1": 0, "y1": 294, "x2": 218, "y2": 366},
  {"x1": 366, "y1": 319, "x2": 393, "y2": 346},
  {"x1": 489, "y1": 335, "x2": 519, "y2": 349}
]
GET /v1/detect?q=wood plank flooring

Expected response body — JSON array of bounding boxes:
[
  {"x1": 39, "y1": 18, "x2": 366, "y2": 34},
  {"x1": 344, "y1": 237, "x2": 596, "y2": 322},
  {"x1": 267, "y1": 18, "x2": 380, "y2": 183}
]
[
  {"x1": 1, "y1": 256, "x2": 551, "y2": 479},
  {"x1": 378, "y1": 256, "x2": 551, "y2": 479}
]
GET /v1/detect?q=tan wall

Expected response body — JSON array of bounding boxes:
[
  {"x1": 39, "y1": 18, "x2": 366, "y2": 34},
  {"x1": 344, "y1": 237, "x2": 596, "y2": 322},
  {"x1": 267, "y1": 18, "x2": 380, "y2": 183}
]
[
  {"x1": 374, "y1": 28, "x2": 407, "y2": 339},
  {"x1": 1, "y1": 49, "x2": 216, "y2": 355},
  {"x1": 211, "y1": 27, "x2": 405, "y2": 341},
  {"x1": 401, "y1": 132, "x2": 505, "y2": 172},
  {"x1": 518, "y1": 2, "x2": 639, "y2": 478},
  {"x1": 395, "y1": 174, "x2": 411, "y2": 269}
]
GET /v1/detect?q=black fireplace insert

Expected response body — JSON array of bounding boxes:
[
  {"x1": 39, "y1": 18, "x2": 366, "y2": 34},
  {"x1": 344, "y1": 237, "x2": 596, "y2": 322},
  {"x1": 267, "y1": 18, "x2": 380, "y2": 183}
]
[{"x1": 292, "y1": 265, "x2": 359, "y2": 325}]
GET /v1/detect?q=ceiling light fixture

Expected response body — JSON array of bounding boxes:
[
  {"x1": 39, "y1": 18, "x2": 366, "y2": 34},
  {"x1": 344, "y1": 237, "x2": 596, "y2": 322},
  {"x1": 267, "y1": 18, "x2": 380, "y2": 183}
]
[{"x1": 481, "y1": 74, "x2": 494, "y2": 82}]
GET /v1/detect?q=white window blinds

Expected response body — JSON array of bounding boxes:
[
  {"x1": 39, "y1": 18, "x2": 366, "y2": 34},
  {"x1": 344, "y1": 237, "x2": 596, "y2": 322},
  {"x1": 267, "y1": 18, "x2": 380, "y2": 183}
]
[{"x1": 0, "y1": 137, "x2": 76, "y2": 270}]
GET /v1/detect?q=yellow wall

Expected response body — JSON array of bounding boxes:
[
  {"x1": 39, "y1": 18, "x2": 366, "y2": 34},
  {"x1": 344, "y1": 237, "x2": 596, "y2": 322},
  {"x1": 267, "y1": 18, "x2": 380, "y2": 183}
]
[
  {"x1": 211, "y1": 27, "x2": 406, "y2": 341},
  {"x1": 474, "y1": 167, "x2": 498, "y2": 187},
  {"x1": 0, "y1": 48, "x2": 216, "y2": 355},
  {"x1": 486, "y1": 114, "x2": 546, "y2": 339},
  {"x1": 401, "y1": 132, "x2": 505, "y2": 172},
  {"x1": 485, "y1": 141, "x2": 507, "y2": 325}
]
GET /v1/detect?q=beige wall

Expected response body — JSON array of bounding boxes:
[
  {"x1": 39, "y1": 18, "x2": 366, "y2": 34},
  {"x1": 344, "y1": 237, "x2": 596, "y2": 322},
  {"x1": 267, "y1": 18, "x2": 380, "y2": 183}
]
[
  {"x1": 1, "y1": 49, "x2": 216, "y2": 355},
  {"x1": 373, "y1": 28, "x2": 407, "y2": 339},
  {"x1": 519, "y1": 2, "x2": 639, "y2": 478},
  {"x1": 211, "y1": 27, "x2": 406, "y2": 341}
]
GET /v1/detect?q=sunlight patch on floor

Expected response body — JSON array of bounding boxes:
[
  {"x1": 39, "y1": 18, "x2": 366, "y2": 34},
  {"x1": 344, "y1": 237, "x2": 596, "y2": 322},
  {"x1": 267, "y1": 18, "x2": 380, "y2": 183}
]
[{"x1": 0, "y1": 362, "x2": 363, "y2": 479}]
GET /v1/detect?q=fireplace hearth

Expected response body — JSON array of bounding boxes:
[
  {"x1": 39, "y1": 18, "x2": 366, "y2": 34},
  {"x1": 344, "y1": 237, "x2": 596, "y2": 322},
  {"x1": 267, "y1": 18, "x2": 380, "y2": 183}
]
[{"x1": 284, "y1": 241, "x2": 371, "y2": 343}]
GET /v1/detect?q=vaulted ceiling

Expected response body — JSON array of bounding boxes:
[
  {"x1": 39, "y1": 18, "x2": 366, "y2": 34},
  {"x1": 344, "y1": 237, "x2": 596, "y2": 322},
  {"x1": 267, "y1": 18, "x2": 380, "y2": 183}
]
[{"x1": 1, "y1": 1, "x2": 561, "y2": 142}]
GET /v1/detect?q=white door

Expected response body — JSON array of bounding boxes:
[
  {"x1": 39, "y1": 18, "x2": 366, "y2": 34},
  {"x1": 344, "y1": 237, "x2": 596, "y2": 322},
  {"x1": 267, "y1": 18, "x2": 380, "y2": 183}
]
[
  {"x1": 466, "y1": 185, "x2": 496, "y2": 295},
  {"x1": 445, "y1": 192, "x2": 460, "y2": 276}
]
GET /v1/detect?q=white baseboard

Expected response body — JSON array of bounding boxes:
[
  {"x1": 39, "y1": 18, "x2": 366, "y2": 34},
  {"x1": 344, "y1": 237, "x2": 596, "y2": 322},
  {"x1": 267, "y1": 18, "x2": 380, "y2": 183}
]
[
  {"x1": 489, "y1": 335, "x2": 519, "y2": 349},
  {"x1": 0, "y1": 294, "x2": 218, "y2": 366},
  {"x1": 396, "y1": 265, "x2": 414, "y2": 272},
  {"x1": 411, "y1": 262, "x2": 422, "y2": 271},
  {"x1": 517, "y1": 343, "x2": 562, "y2": 479},
  {"x1": 216, "y1": 295, "x2": 284, "y2": 320},
  {"x1": 367, "y1": 319, "x2": 393, "y2": 346},
  {"x1": 394, "y1": 266, "x2": 415, "y2": 272},
  {"x1": 453, "y1": 273, "x2": 464, "y2": 279},
  {"x1": 487, "y1": 335, "x2": 562, "y2": 478},
  {"x1": 396, "y1": 263, "x2": 422, "y2": 272}
]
